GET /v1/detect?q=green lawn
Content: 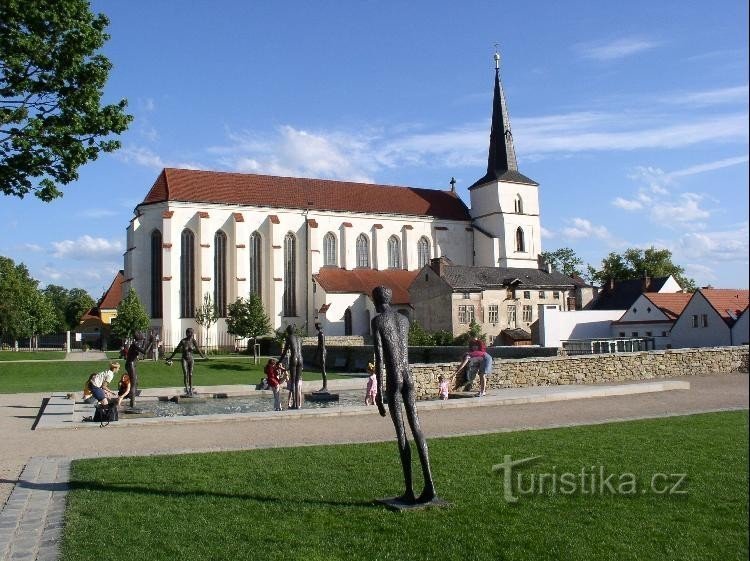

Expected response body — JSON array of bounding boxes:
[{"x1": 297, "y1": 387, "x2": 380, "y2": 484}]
[
  {"x1": 60, "y1": 411, "x2": 748, "y2": 561},
  {"x1": 0, "y1": 356, "x2": 341, "y2": 393},
  {"x1": 0, "y1": 351, "x2": 66, "y2": 361}
]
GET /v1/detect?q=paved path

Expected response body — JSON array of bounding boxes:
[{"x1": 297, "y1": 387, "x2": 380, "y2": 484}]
[{"x1": 0, "y1": 373, "x2": 746, "y2": 560}]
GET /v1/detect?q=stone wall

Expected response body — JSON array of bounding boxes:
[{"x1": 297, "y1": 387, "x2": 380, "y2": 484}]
[{"x1": 410, "y1": 345, "x2": 749, "y2": 400}]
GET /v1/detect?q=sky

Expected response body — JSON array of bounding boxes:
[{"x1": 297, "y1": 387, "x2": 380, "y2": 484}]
[{"x1": 1, "y1": 0, "x2": 748, "y2": 300}]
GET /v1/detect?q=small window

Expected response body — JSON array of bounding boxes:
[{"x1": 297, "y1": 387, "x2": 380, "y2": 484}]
[
  {"x1": 523, "y1": 291, "x2": 531, "y2": 299},
  {"x1": 553, "y1": 291, "x2": 560, "y2": 299},
  {"x1": 646, "y1": 307, "x2": 651, "y2": 313},
  {"x1": 632, "y1": 332, "x2": 638, "y2": 337},
  {"x1": 633, "y1": 308, "x2": 637, "y2": 314},
  {"x1": 425, "y1": 274, "x2": 428, "y2": 282},
  {"x1": 692, "y1": 315, "x2": 699, "y2": 328},
  {"x1": 538, "y1": 291, "x2": 545, "y2": 299},
  {"x1": 522, "y1": 305, "x2": 532, "y2": 322},
  {"x1": 701, "y1": 314, "x2": 708, "y2": 327},
  {"x1": 662, "y1": 331, "x2": 668, "y2": 337},
  {"x1": 645, "y1": 331, "x2": 652, "y2": 337},
  {"x1": 488, "y1": 304, "x2": 499, "y2": 324},
  {"x1": 463, "y1": 292, "x2": 471, "y2": 300},
  {"x1": 618, "y1": 332, "x2": 625, "y2": 337},
  {"x1": 507, "y1": 305, "x2": 517, "y2": 327},
  {"x1": 458, "y1": 305, "x2": 475, "y2": 324}
]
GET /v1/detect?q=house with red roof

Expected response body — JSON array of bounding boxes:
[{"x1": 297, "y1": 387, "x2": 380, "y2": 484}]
[
  {"x1": 611, "y1": 292, "x2": 693, "y2": 349},
  {"x1": 669, "y1": 289, "x2": 749, "y2": 348},
  {"x1": 75, "y1": 270, "x2": 125, "y2": 348},
  {"x1": 124, "y1": 56, "x2": 552, "y2": 344}
]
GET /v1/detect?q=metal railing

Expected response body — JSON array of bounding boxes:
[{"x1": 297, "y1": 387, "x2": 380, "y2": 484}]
[{"x1": 561, "y1": 337, "x2": 655, "y2": 356}]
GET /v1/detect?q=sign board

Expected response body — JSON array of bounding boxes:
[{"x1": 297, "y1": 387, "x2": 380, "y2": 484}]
[{"x1": 75, "y1": 333, "x2": 82, "y2": 342}]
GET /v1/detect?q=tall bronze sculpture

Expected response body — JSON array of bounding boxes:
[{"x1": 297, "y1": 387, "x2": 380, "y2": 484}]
[
  {"x1": 279, "y1": 324, "x2": 303, "y2": 409},
  {"x1": 166, "y1": 328, "x2": 207, "y2": 397},
  {"x1": 314, "y1": 322, "x2": 328, "y2": 392},
  {"x1": 125, "y1": 331, "x2": 150, "y2": 408},
  {"x1": 372, "y1": 286, "x2": 439, "y2": 508}
]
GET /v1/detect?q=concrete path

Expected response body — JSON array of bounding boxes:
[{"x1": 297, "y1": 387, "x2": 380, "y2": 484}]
[{"x1": 0, "y1": 372, "x2": 746, "y2": 560}]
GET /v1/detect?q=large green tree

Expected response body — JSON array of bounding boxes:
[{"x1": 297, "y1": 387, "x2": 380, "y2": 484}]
[
  {"x1": 0, "y1": 0, "x2": 132, "y2": 201},
  {"x1": 110, "y1": 289, "x2": 149, "y2": 340},
  {"x1": 17, "y1": 289, "x2": 57, "y2": 348},
  {"x1": 0, "y1": 256, "x2": 38, "y2": 341},
  {"x1": 42, "y1": 284, "x2": 95, "y2": 331},
  {"x1": 588, "y1": 247, "x2": 696, "y2": 291},
  {"x1": 540, "y1": 247, "x2": 585, "y2": 278},
  {"x1": 226, "y1": 294, "x2": 272, "y2": 355}
]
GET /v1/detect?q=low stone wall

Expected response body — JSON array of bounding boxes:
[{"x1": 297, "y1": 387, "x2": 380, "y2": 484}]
[{"x1": 411, "y1": 345, "x2": 749, "y2": 400}]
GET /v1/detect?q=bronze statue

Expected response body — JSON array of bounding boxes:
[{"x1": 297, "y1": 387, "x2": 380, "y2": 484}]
[
  {"x1": 125, "y1": 331, "x2": 151, "y2": 408},
  {"x1": 372, "y1": 286, "x2": 436, "y2": 505},
  {"x1": 314, "y1": 322, "x2": 328, "y2": 392},
  {"x1": 166, "y1": 328, "x2": 206, "y2": 396},
  {"x1": 279, "y1": 324, "x2": 303, "y2": 409}
]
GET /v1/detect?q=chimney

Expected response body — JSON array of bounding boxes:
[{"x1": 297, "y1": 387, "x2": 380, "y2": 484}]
[
  {"x1": 546, "y1": 262, "x2": 553, "y2": 274},
  {"x1": 430, "y1": 257, "x2": 445, "y2": 277},
  {"x1": 642, "y1": 274, "x2": 651, "y2": 292},
  {"x1": 608, "y1": 278, "x2": 615, "y2": 291}
]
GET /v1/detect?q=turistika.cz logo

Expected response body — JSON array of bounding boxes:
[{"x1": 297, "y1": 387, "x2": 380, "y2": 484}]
[{"x1": 491, "y1": 455, "x2": 688, "y2": 503}]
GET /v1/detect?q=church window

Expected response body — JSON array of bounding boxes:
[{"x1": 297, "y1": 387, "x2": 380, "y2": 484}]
[
  {"x1": 417, "y1": 237, "x2": 430, "y2": 268},
  {"x1": 514, "y1": 194, "x2": 524, "y2": 214},
  {"x1": 249, "y1": 231, "x2": 262, "y2": 298},
  {"x1": 214, "y1": 230, "x2": 228, "y2": 317},
  {"x1": 283, "y1": 233, "x2": 297, "y2": 316},
  {"x1": 522, "y1": 305, "x2": 532, "y2": 322},
  {"x1": 180, "y1": 229, "x2": 195, "y2": 318},
  {"x1": 356, "y1": 234, "x2": 369, "y2": 268},
  {"x1": 516, "y1": 227, "x2": 526, "y2": 253},
  {"x1": 458, "y1": 305, "x2": 475, "y2": 324},
  {"x1": 388, "y1": 235, "x2": 401, "y2": 269},
  {"x1": 323, "y1": 232, "x2": 337, "y2": 266},
  {"x1": 150, "y1": 229, "x2": 162, "y2": 319}
]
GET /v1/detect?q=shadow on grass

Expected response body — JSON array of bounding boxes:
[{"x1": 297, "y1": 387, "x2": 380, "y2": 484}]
[{"x1": 70, "y1": 480, "x2": 382, "y2": 509}]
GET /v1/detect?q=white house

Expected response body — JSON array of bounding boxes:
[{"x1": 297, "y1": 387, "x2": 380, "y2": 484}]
[
  {"x1": 670, "y1": 289, "x2": 749, "y2": 348},
  {"x1": 611, "y1": 292, "x2": 692, "y2": 349},
  {"x1": 124, "y1": 55, "x2": 547, "y2": 347}
]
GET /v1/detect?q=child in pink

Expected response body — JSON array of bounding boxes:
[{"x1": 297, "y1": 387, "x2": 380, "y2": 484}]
[
  {"x1": 438, "y1": 375, "x2": 451, "y2": 400},
  {"x1": 365, "y1": 362, "x2": 377, "y2": 405}
]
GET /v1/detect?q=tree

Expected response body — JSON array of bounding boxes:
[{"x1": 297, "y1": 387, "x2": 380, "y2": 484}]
[
  {"x1": 18, "y1": 290, "x2": 56, "y2": 349},
  {"x1": 541, "y1": 247, "x2": 584, "y2": 278},
  {"x1": 0, "y1": 0, "x2": 132, "y2": 201},
  {"x1": 110, "y1": 289, "x2": 149, "y2": 340},
  {"x1": 589, "y1": 247, "x2": 696, "y2": 291},
  {"x1": 0, "y1": 256, "x2": 38, "y2": 342},
  {"x1": 226, "y1": 294, "x2": 272, "y2": 356},
  {"x1": 195, "y1": 293, "x2": 219, "y2": 348},
  {"x1": 42, "y1": 284, "x2": 95, "y2": 331},
  {"x1": 408, "y1": 320, "x2": 434, "y2": 346}
]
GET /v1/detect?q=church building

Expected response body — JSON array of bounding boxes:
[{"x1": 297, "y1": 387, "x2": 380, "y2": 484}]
[{"x1": 124, "y1": 54, "x2": 550, "y2": 347}]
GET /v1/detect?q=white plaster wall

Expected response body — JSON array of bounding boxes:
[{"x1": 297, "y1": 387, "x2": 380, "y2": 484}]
[
  {"x1": 539, "y1": 308, "x2": 624, "y2": 347},
  {"x1": 671, "y1": 293, "x2": 730, "y2": 348}
]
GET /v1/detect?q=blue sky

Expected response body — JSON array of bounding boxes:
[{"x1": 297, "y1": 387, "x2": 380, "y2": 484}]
[{"x1": 1, "y1": 0, "x2": 747, "y2": 299}]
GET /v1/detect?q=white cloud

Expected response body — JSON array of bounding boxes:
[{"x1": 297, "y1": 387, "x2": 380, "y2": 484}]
[
  {"x1": 51, "y1": 236, "x2": 124, "y2": 260},
  {"x1": 664, "y1": 85, "x2": 749, "y2": 106},
  {"x1": 576, "y1": 37, "x2": 659, "y2": 61},
  {"x1": 117, "y1": 145, "x2": 204, "y2": 171},
  {"x1": 562, "y1": 218, "x2": 611, "y2": 240},
  {"x1": 677, "y1": 223, "x2": 749, "y2": 263},
  {"x1": 19, "y1": 243, "x2": 44, "y2": 252},
  {"x1": 77, "y1": 209, "x2": 119, "y2": 219},
  {"x1": 669, "y1": 155, "x2": 749, "y2": 178},
  {"x1": 541, "y1": 226, "x2": 555, "y2": 238},
  {"x1": 612, "y1": 197, "x2": 643, "y2": 211}
]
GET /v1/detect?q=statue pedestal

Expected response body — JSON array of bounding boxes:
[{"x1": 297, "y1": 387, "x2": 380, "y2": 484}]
[
  {"x1": 304, "y1": 391, "x2": 339, "y2": 402},
  {"x1": 376, "y1": 496, "x2": 450, "y2": 511},
  {"x1": 123, "y1": 407, "x2": 143, "y2": 415}
]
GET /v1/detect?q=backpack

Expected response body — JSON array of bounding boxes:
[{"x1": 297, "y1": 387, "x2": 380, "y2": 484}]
[{"x1": 93, "y1": 403, "x2": 118, "y2": 426}]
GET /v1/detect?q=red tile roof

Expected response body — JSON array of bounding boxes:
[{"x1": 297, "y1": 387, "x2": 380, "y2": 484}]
[
  {"x1": 643, "y1": 293, "x2": 693, "y2": 320},
  {"x1": 99, "y1": 270, "x2": 125, "y2": 310},
  {"x1": 700, "y1": 289, "x2": 749, "y2": 324},
  {"x1": 142, "y1": 168, "x2": 471, "y2": 221},
  {"x1": 313, "y1": 268, "x2": 419, "y2": 305}
]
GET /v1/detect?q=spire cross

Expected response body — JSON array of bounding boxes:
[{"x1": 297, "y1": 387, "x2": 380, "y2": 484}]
[{"x1": 493, "y1": 44, "x2": 500, "y2": 69}]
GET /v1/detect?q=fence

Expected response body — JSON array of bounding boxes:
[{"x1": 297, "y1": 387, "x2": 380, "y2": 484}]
[
  {"x1": 561, "y1": 337, "x2": 655, "y2": 356},
  {"x1": 0, "y1": 333, "x2": 67, "y2": 351}
]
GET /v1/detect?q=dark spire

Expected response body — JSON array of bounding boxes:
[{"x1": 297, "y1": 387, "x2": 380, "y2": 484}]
[{"x1": 470, "y1": 52, "x2": 537, "y2": 189}]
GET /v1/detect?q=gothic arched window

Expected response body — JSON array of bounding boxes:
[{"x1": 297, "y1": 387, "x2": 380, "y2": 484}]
[
  {"x1": 180, "y1": 229, "x2": 195, "y2": 318},
  {"x1": 214, "y1": 230, "x2": 228, "y2": 317},
  {"x1": 150, "y1": 229, "x2": 162, "y2": 318},
  {"x1": 516, "y1": 227, "x2": 526, "y2": 253},
  {"x1": 323, "y1": 232, "x2": 337, "y2": 266},
  {"x1": 388, "y1": 235, "x2": 401, "y2": 269},
  {"x1": 514, "y1": 194, "x2": 524, "y2": 214},
  {"x1": 417, "y1": 236, "x2": 430, "y2": 269},
  {"x1": 249, "y1": 231, "x2": 262, "y2": 298},
  {"x1": 356, "y1": 234, "x2": 369, "y2": 268},
  {"x1": 283, "y1": 232, "x2": 297, "y2": 316}
]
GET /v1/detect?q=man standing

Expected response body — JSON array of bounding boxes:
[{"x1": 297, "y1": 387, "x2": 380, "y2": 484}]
[
  {"x1": 372, "y1": 286, "x2": 436, "y2": 505},
  {"x1": 279, "y1": 324, "x2": 303, "y2": 409},
  {"x1": 314, "y1": 322, "x2": 328, "y2": 392}
]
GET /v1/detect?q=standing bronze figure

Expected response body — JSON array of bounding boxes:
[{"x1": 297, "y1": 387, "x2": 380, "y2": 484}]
[
  {"x1": 314, "y1": 322, "x2": 328, "y2": 392},
  {"x1": 372, "y1": 286, "x2": 437, "y2": 506},
  {"x1": 279, "y1": 324, "x2": 303, "y2": 409},
  {"x1": 166, "y1": 328, "x2": 206, "y2": 397},
  {"x1": 125, "y1": 331, "x2": 150, "y2": 408}
]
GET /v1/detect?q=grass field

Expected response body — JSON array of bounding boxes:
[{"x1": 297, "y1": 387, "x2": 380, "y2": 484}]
[
  {"x1": 0, "y1": 356, "x2": 343, "y2": 394},
  {"x1": 0, "y1": 351, "x2": 66, "y2": 361},
  {"x1": 60, "y1": 411, "x2": 748, "y2": 561}
]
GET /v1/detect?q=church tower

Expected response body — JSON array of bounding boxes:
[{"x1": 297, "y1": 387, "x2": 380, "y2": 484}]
[{"x1": 470, "y1": 52, "x2": 541, "y2": 268}]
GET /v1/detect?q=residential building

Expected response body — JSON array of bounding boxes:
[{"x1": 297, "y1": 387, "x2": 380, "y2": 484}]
[
  {"x1": 611, "y1": 292, "x2": 692, "y2": 349},
  {"x1": 76, "y1": 270, "x2": 125, "y2": 349},
  {"x1": 588, "y1": 275, "x2": 683, "y2": 310},
  {"x1": 670, "y1": 289, "x2": 749, "y2": 348}
]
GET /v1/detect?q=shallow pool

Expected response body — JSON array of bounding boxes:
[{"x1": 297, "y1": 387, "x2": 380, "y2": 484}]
[{"x1": 136, "y1": 390, "x2": 368, "y2": 417}]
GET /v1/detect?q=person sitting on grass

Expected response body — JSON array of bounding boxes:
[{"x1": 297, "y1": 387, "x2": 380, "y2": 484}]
[{"x1": 87, "y1": 362, "x2": 120, "y2": 406}]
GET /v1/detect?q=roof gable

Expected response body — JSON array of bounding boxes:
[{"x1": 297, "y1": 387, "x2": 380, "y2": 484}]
[
  {"x1": 589, "y1": 276, "x2": 677, "y2": 311},
  {"x1": 99, "y1": 270, "x2": 125, "y2": 310},
  {"x1": 699, "y1": 288, "x2": 749, "y2": 325},
  {"x1": 141, "y1": 168, "x2": 471, "y2": 221},
  {"x1": 313, "y1": 269, "x2": 419, "y2": 306},
  {"x1": 438, "y1": 265, "x2": 576, "y2": 290}
]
